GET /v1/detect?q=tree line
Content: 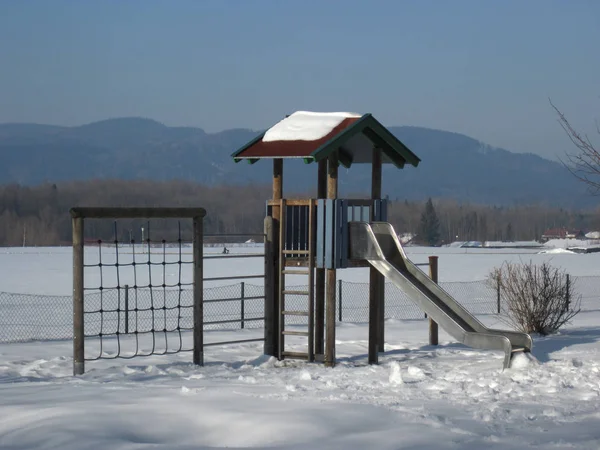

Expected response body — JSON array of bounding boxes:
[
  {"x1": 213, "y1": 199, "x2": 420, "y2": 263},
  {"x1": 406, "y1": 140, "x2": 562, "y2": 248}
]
[{"x1": 0, "y1": 180, "x2": 598, "y2": 247}]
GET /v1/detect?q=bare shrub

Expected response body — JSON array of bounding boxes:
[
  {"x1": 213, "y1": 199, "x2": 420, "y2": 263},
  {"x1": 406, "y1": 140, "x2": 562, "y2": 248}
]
[{"x1": 488, "y1": 261, "x2": 581, "y2": 335}]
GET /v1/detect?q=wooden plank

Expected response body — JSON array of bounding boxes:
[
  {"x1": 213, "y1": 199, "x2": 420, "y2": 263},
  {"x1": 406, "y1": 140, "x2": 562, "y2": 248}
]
[
  {"x1": 70, "y1": 207, "x2": 206, "y2": 219},
  {"x1": 267, "y1": 199, "x2": 313, "y2": 207},
  {"x1": 282, "y1": 330, "x2": 310, "y2": 337}
]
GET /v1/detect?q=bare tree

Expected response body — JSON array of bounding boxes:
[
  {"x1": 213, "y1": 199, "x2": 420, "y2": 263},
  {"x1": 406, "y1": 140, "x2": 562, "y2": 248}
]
[
  {"x1": 550, "y1": 98, "x2": 600, "y2": 194},
  {"x1": 488, "y1": 261, "x2": 580, "y2": 335}
]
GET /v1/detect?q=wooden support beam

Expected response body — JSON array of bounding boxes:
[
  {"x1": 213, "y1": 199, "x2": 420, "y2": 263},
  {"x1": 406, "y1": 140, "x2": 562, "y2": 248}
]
[
  {"x1": 325, "y1": 152, "x2": 338, "y2": 368},
  {"x1": 315, "y1": 159, "x2": 327, "y2": 357},
  {"x1": 337, "y1": 148, "x2": 353, "y2": 168},
  {"x1": 271, "y1": 159, "x2": 283, "y2": 358},
  {"x1": 263, "y1": 216, "x2": 276, "y2": 356},
  {"x1": 369, "y1": 148, "x2": 384, "y2": 364},
  {"x1": 362, "y1": 127, "x2": 406, "y2": 168}
]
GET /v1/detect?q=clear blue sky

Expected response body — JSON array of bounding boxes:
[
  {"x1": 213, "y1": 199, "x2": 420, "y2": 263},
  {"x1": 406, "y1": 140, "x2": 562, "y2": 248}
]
[{"x1": 1, "y1": 0, "x2": 599, "y2": 159}]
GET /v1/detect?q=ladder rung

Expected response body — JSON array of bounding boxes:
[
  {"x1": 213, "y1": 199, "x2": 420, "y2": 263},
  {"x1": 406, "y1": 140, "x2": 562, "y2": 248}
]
[
  {"x1": 282, "y1": 351, "x2": 309, "y2": 360},
  {"x1": 282, "y1": 310, "x2": 309, "y2": 316},
  {"x1": 282, "y1": 330, "x2": 310, "y2": 337},
  {"x1": 283, "y1": 290, "x2": 310, "y2": 296},
  {"x1": 282, "y1": 250, "x2": 310, "y2": 255},
  {"x1": 282, "y1": 269, "x2": 311, "y2": 275}
]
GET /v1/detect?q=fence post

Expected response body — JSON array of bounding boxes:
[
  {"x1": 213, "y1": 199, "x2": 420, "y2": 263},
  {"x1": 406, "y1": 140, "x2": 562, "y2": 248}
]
[
  {"x1": 338, "y1": 279, "x2": 343, "y2": 322},
  {"x1": 192, "y1": 214, "x2": 204, "y2": 366},
  {"x1": 496, "y1": 273, "x2": 501, "y2": 314},
  {"x1": 428, "y1": 256, "x2": 439, "y2": 346},
  {"x1": 72, "y1": 214, "x2": 85, "y2": 376},
  {"x1": 566, "y1": 274, "x2": 570, "y2": 310},
  {"x1": 240, "y1": 281, "x2": 245, "y2": 329},
  {"x1": 124, "y1": 284, "x2": 129, "y2": 334}
]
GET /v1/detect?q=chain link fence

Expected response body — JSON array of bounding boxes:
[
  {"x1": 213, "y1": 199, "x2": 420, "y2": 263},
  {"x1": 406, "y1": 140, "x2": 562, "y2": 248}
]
[{"x1": 2, "y1": 275, "x2": 600, "y2": 343}]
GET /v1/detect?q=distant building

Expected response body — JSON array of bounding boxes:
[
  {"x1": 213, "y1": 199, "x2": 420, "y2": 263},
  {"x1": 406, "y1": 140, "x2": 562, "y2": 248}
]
[{"x1": 540, "y1": 227, "x2": 585, "y2": 242}]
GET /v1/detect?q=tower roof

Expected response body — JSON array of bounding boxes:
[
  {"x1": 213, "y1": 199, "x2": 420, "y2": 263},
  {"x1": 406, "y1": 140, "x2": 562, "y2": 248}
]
[{"x1": 231, "y1": 111, "x2": 420, "y2": 169}]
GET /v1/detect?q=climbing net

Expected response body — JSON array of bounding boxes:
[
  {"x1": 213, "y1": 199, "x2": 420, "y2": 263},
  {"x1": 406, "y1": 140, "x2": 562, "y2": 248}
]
[{"x1": 71, "y1": 207, "x2": 205, "y2": 373}]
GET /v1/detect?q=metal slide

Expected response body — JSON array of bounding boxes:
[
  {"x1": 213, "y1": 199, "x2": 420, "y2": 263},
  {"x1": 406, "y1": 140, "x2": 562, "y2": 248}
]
[{"x1": 348, "y1": 222, "x2": 533, "y2": 369}]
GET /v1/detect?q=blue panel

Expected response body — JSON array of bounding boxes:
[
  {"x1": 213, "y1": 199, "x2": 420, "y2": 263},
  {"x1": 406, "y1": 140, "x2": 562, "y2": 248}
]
[
  {"x1": 324, "y1": 199, "x2": 334, "y2": 269},
  {"x1": 316, "y1": 199, "x2": 325, "y2": 268},
  {"x1": 374, "y1": 199, "x2": 388, "y2": 222},
  {"x1": 339, "y1": 200, "x2": 348, "y2": 268},
  {"x1": 362, "y1": 206, "x2": 370, "y2": 222},
  {"x1": 381, "y1": 199, "x2": 388, "y2": 221}
]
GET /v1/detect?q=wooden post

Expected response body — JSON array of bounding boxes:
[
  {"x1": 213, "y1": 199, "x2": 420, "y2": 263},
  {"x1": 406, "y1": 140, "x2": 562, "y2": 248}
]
[
  {"x1": 315, "y1": 159, "x2": 327, "y2": 358},
  {"x1": 72, "y1": 215, "x2": 85, "y2": 376},
  {"x1": 325, "y1": 153, "x2": 338, "y2": 368},
  {"x1": 369, "y1": 148, "x2": 383, "y2": 364},
  {"x1": 272, "y1": 159, "x2": 283, "y2": 357},
  {"x1": 193, "y1": 214, "x2": 204, "y2": 365},
  {"x1": 428, "y1": 255, "x2": 439, "y2": 346},
  {"x1": 263, "y1": 216, "x2": 276, "y2": 356}
]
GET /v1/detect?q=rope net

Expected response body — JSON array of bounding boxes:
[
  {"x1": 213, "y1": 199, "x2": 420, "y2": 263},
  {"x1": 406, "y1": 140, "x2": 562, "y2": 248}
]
[{"x1": 83, "y1": 219, "x2": 195, "y2": 361}]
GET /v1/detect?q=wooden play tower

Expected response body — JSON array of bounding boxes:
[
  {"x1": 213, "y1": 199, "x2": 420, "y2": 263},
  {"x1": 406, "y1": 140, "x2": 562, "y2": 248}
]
[{"x1": 232, "y1": 111, "x2": 420, "y2": 367}]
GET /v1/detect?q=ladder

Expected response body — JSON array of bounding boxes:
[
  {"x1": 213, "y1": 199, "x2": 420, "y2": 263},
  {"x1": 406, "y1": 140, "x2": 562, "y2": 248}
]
[{"x1": 278, "y1": 199, "x2": 315, "y2": 362}]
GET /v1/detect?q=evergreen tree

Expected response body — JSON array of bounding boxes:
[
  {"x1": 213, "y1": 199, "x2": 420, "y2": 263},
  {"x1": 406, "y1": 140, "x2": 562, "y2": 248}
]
[
  {"x1": 419, "y1": 198, "x2": 441, "y2": 246},
  {"x1": 506, "y1": 222, "x2": 514, "y2": 241}
]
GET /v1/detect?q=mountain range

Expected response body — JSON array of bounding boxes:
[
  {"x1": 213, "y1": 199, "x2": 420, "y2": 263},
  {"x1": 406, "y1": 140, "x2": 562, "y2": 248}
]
[{"x1": 0, "y1": 117, "x2": 591, "y2": 208}]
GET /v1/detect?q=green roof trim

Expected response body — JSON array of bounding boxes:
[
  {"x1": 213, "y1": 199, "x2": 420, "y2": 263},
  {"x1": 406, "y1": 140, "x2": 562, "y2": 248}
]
[
  {"x1": 307, "y1": 114, "x2": 420, "y2": 168},
  {"x1": 308, "y1": 113, "x2": 373, "y2": 162},
  {"x1": 230, "y1": 113, "x2": 421, "y2": 170},
  {"x1": 364, "y1": 116, "x2": 420, "y2": 167},
  {"x1": 232, "y1": 131, "x2": 266, "y2": 162}
]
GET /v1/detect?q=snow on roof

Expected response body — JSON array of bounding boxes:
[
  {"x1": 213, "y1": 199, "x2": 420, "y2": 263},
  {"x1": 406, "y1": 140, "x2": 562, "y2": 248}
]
[{"x1": 262, "y1": 111, "x2": 361, "y2": 142}]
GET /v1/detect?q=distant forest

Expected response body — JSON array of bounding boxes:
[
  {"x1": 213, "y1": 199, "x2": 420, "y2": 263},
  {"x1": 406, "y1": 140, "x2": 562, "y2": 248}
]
[{"x1": 0, "y1": 180, "x2": 599, "y2": 247}]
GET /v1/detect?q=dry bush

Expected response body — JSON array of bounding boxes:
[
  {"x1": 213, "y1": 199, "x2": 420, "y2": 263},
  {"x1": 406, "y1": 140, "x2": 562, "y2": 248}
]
[{"x1": 488, "y1": 261, "x2": 581, "y2": 335}]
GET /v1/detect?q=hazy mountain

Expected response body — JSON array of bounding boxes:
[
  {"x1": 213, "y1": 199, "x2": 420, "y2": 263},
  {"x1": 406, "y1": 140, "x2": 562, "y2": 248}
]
[{"x1": 0, "y1": 118, "x2": 591, "y2": 207}]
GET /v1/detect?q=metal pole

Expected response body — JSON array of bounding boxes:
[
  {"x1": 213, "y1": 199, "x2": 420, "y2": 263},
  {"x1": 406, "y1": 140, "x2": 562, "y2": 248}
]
[
  {"x1": 240, "y1": 281, "x2": 245, "y2": 329},
  {"x1": 338, "y1": 279, "x2": 343, "y2": 322},
  {"x1": 193, "y1": 214, "x2": 204, "y2": 366},
  {"x1": 72, "y1": 215, "x2": 85, "y2": 375},
  {"x1": 428, "y1": 256, "x2": 439, "y2": 346},
  {"x1": 124, "y1": 284, "x2": 129, "y2": 334}
]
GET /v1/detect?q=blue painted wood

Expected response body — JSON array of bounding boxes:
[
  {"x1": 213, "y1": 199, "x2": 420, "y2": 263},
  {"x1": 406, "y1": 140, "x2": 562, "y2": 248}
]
[
  {"x1": 326, "y1": 199, "x2": 337, "y2": 269},
  {"x1": 316, "y1": 199, "x2": 325, "y2": 268},
  {"x1": 339, "y1": 200, "x2": 349, "y2": 268}
]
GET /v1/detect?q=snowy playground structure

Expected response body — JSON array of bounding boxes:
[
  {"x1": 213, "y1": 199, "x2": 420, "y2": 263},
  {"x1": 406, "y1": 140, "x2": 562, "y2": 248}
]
[
  {"x1": 71, "y1": 111, "x2": 532, "y2": 374},
  {"x1": 232, "y1": 111, "x2": 532, "y2": 368}
]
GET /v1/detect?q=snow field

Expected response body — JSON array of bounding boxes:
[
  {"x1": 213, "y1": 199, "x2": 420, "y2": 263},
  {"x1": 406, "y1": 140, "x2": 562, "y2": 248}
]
[{"x1": 2, "y1": 245, "x2": 600, "y2": 448}]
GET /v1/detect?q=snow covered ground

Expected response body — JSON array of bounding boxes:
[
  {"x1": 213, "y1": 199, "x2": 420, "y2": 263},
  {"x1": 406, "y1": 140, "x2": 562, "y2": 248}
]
[{"x1": 2, "y1": 246, "x2": 600, "y2": 448}]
